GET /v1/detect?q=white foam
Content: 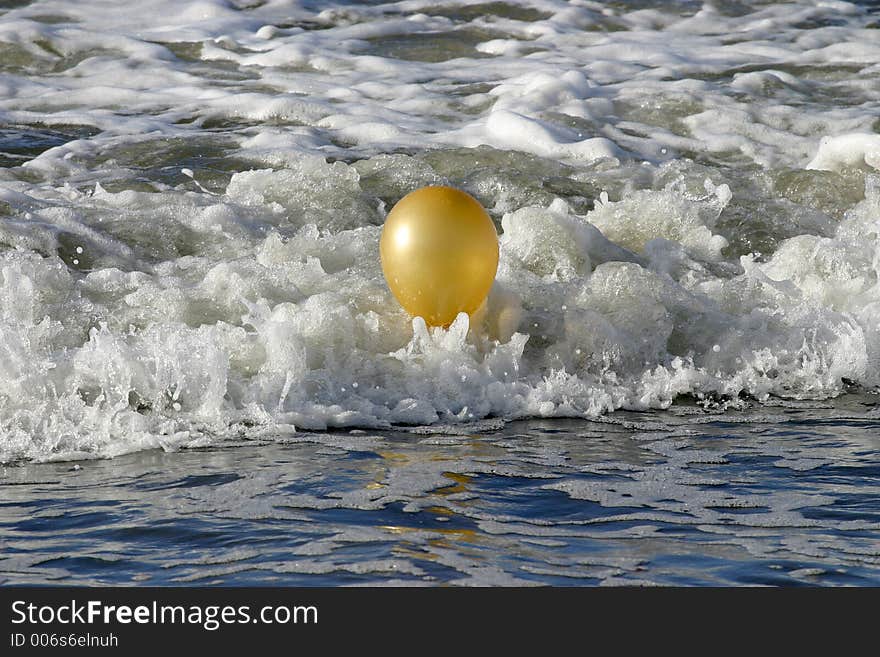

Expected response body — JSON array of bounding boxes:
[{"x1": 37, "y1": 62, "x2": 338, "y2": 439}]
[
  {"x1": 806, "y1": 133, "x2": 880, "y2": 172},
  {"x1": 1, "y1": 0, "x2": 880, "y2": 461},
  {"x1": 485, "y1": 109, "x2": 623, "y2": 163}
]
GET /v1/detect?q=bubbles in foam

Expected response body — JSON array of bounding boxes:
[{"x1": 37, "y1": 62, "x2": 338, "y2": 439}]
[{"x1": 0, "y1": 0, "x2": 879, "y2": 461}]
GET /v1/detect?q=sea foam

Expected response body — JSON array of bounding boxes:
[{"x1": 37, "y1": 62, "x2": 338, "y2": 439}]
[{"x1": 1, "y1": 0, "x2": 879, "y2": 461}]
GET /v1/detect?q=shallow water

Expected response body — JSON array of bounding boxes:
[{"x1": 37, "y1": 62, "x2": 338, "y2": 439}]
[
  {"x1": 1, "y1": 0, "x2": 879, "y2": 585},
  {"x1": 3, "y1": 403, "x2": 879, "y2": 585}
]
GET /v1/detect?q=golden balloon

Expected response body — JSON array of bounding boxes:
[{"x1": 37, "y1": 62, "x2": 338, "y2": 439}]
[{"x1": 380, "y1": 186, "x2": 499, "y2": 327}]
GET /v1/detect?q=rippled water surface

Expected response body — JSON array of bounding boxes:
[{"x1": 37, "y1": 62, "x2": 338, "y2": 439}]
[
  {"x1": 3, "y1": 404, "x2": 879, "y2": 585},
  {"x1": 1, "y1": 0, "x2": 879, "y2": 584}
]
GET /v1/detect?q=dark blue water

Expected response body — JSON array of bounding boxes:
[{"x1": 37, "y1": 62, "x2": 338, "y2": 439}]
[
  {"x1": 0, "y1": 125, "x2": 98, "y2": 167},
  {"x1": 2, "y1": 402, "x2": 878, "y2": 586}
]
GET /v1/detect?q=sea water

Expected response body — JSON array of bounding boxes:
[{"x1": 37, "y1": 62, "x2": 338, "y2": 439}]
[{"x1": 0, "y1": 0, "x2": 878, "y2": 585}]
